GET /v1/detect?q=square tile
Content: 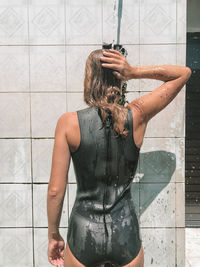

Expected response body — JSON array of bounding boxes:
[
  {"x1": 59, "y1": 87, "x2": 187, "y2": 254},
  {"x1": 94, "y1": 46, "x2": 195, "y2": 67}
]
[
  {"x1": 103, "y1": 0, "x2": 139, "y2": 45},
  {"x1": 31, "y1": 92, "x2": 66, "y2": 137},
  {"x1": 33, "y1": 184, "x2": 68, "y2": 227},
  {"x1": 0, "y1": 93, "x2": 30, "y2": 137},
  {"x1": 139, "y1": 89, "x2": 185, "y2": 137},
  {"x1": 0, "y1": 139, "x2": 31, "y2": 183},
  {"x1": 0, "y1": 228, "x2": 33, "y2": 267},
  {"x1": 32, "y1": 139, "x2": 54, "y2": 182},
  {"x1": 66, "y1": 45, "x2": 101, "y2": 92},
  {"x1": 66, "y1": 92, "x2": 87, "y2": 112},
  {"x1": 0, "y1": 184, "x2": 32, "y2": 227},
  {"x1": 140, "y1": 182, "x2": 175, "y2": 227},
  {"x1": 34, "y1": 227, "x2": 67, "y2": 267},
  {"x1": 66, "y1": 0, "x2": 102, "y2": 44},
  {"x1": 0, "y1": 46, "x2": 29, "y2": 92},
  {"x1": 141, "y1": 227, "x2": 175, "y2": 266},
  {"x1": 140, "y1": 0, "x2": 176, "y2": 44},
  {"x1": 29, "y1": 0, "x2": 65, "y2": 44},
  {"x1": 139, "y1": 138, "x2": 176, "y2": 183},
  {"x1": 30, "y1": 46, "x2": 66, "y2": 92},
  {"x1": 0, "y1": 0, "x2": 28, "y2": 45}
]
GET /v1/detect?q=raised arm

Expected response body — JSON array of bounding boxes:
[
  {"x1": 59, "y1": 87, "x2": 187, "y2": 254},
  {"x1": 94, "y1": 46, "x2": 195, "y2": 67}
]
[
  {"x1": 126, "y1": 64, "x2": 191, "y2": 122},
  {"x1": 101, "y1": 49, "x2": 192, "y2": 123}
]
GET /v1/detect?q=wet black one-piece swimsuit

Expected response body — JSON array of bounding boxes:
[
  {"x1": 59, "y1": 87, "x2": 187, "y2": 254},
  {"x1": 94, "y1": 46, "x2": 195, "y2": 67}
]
[{"x1": 67, "y1": 105, "x2": 142, "y2": 267}]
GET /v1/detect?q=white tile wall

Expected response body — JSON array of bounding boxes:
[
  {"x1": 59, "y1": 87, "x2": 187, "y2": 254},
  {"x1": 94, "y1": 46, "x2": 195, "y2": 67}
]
[
  {"x1": 0, "y1": 46, "x2": 29, "y2": 92},
  {"x1": 0, "y1": 0, "x2": 29, "y2": 45},
  {"x1": 0, "y1": 184, "x2": 32, "y2": 227},
  {"x1": 31, "y1": 92, "x2": 66, "y2": 137},
  {"x1": 66, "y1": 0, "x2": 102, "y2": 44},
  {"x1": 0, "y1": 139, "x2": 31, "y2": 182},
  {"x1": 0, "y1": 0, "x2": 187, "y2": 266},
  {"x1": 0, "y1": 228, "x2": 33, "y2": 267},
  {"x1": 140, "y1": 182, "x2": 176, "y2": 227},
  {"x1": 177, "y1": 0, "x2": 187, "y2": 44},
  {"x1": 30, "y1": 46, "x2": 66, "y2": 92},
  {"x1": 141, "y1": 227, "x2": 176, "y2": 266},
  {"x1": 176, "y1": 228, "x2": 185, "y2": 267},
  {"x1": 29, "y1": 0, "x2": 65, "y2": 45},
  {"x1": 140, "y1": 0, "x2": 176, "y2": 44},
  {"x1": 32, "y1": 139, "x2": 54, "y2": 183},
  {"x1": 0, "y1": 93, "x2": 30, "y2": 137}
]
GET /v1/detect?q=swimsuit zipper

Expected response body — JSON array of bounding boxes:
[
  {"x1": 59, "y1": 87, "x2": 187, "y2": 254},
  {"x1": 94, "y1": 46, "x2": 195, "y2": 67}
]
[{"x1": 103, "y1": 109, "x2": 112, "y2": 237}]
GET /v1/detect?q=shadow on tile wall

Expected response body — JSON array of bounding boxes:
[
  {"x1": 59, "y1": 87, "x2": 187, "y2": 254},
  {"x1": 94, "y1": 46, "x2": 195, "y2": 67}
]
[{"x1": 130, "y1": 150, "x2": 176, "y2": 216}]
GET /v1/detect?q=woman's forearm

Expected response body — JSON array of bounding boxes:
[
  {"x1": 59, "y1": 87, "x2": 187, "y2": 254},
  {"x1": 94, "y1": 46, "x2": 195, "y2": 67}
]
[
  {"x1": 47, "y1": 192, "x2": 65, "y2": 239},
  {"x1": 129, "y1": 65, "x2": 191, "y2": 82}
]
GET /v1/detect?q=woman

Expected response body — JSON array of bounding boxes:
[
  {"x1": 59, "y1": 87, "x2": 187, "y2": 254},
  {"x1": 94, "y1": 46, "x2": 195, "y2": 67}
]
[{"x1": 47, "y1": 48, "x2": 191, "y2": 267}]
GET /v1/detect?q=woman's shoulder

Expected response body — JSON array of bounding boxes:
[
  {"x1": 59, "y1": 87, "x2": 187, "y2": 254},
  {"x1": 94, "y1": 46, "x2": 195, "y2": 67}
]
[{"x1": 56, "y1": 111, "x2": 77, "y2": 133}]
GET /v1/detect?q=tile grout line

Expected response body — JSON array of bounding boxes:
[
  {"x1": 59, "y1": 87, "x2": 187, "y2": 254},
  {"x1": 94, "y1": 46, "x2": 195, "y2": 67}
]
[
  {"x1": 27, "y1": 0, "x2": 35, "y2": 265},
  {"x1": 0, "y1": 43, "x2": 187, "y2": 46}
]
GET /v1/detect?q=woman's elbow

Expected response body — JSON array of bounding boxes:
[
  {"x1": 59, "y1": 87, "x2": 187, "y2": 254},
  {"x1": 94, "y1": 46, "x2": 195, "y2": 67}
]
[{"x1": 48, "y1": 186, "x2": 65, "y2": 199}]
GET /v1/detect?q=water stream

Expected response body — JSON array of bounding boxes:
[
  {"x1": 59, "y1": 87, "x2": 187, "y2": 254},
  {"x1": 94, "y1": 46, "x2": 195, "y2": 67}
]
[{"x1": 112, "y1": 0, "x2": 123, "y2": 47}]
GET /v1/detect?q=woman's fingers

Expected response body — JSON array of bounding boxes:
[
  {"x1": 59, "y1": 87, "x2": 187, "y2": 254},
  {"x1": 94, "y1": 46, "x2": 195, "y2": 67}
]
[
  {"x1": 101, "y1": 63, "x2": 120, "y2": 70},
  {"x1": 108, "y1": 49, "x2": 122, "y2": 56},
  {"x1": 100, "y1": 56, "x2": 119, "y2": 64},
  {"x1": 102, "y1": 51, "x2": 121, "y2": 59}
]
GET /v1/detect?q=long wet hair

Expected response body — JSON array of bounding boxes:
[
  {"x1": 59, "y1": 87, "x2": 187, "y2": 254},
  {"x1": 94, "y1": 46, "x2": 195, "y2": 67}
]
[{"x1": 83, "y1": 49, "x2": 129, "y2": 138}]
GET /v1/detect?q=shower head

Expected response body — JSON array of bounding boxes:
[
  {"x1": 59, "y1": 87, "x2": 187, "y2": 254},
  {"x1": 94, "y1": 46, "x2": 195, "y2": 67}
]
[{"x1": 102, "y1": 43, "x2": 128, "y2": 57}]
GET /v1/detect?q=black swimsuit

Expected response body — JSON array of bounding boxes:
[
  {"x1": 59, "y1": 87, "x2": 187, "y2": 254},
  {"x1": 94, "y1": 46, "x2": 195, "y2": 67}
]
[{"x1": 67, "y1": 105, "x2": 142, "y2": 267}]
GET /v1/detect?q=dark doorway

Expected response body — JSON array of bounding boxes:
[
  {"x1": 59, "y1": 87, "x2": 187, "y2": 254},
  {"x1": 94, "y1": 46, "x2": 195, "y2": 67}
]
[{"x1": 185, "y1": 0, "x2": 200, "y2": 227}]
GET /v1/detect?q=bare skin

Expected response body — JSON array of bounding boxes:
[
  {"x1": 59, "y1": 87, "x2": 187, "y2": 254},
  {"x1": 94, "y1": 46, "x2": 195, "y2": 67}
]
[{"x1": 47, "y1": 49, "x2": 191, "y2": 267}]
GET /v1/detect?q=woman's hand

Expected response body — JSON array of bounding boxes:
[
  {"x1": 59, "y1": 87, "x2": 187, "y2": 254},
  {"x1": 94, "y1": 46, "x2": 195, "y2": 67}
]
[
  {"x1": 47, "y1": 233, "x2": 65, "y2": 267},
  {"x1": 100, "y1": 49, "x2": 134, "y2": 81}
]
